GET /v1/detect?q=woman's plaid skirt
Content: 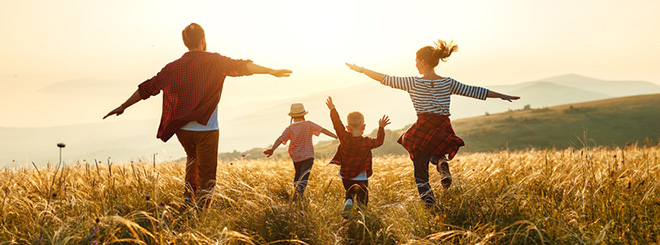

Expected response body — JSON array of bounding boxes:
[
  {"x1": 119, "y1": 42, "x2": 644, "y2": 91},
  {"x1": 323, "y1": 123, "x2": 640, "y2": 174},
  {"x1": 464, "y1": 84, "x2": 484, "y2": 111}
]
[{"x1": 398, "y1": 113, "x2": 464, "y2": 160}]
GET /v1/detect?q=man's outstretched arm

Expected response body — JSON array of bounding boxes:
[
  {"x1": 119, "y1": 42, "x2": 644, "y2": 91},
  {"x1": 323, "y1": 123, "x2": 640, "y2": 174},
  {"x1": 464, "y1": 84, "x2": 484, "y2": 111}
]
[
  {"x1": 246, "y1": 62, "x2": 292, "y2": 77},
  {"x1": 103, "y1": 90, "x2": 141, "y2": 119}
]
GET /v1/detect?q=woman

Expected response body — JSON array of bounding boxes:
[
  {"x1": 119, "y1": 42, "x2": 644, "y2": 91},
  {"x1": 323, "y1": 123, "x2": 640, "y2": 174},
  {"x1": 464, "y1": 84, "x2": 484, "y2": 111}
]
[{"x1": 346, "y1": 40, "x2": 519, "y2": 207}]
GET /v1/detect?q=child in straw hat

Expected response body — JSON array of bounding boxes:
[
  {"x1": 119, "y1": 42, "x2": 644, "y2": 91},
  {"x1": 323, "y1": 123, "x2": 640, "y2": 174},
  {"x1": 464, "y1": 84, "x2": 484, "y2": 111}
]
[{"x1": 264, "y1": 103, "x2": 337, "y2": 201}]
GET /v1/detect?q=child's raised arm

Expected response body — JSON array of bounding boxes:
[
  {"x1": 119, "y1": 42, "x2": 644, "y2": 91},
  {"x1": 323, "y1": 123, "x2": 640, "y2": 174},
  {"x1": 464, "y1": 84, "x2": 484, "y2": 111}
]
[
  {"x1": 325, "y1": 96, "x2": 336, "y2": 110},
  {"x1": 326, "y1": 96, "x2": 351, "y2": 142}
]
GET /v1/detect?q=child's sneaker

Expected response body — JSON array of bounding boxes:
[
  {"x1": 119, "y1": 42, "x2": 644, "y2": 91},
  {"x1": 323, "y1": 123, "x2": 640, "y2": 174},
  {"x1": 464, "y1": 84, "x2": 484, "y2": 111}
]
[{"x1": 341, "y1": 199, "x2": 354, "y2": 219}]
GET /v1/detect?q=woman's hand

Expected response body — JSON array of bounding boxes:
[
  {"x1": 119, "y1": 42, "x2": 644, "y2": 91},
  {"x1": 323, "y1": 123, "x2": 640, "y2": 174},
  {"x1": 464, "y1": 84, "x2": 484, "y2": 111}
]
[
  {"x1": 487, "y1": 90, "x2": 520, "y2": 102},
  {"x1": 500, "y1": 94, "x2": 520, "y2": 102},
  {"x1": 345, "y1": 63, "x2": 364, "y2": 73}
]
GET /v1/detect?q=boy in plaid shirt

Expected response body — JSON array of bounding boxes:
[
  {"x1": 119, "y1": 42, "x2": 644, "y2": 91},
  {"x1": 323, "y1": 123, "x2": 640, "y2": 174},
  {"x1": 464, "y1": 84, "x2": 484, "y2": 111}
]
[{"x1": 325, "y1": 97, "x2": 390, "y2": 218}]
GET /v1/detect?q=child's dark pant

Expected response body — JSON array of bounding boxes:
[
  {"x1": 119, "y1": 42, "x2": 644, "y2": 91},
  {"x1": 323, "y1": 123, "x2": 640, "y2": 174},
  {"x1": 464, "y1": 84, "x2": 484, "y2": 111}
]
[
  {"x1": 293, "y1": 158, "x2": 314, "y2": 199},
  {"x1": 412, "y1": 152, "x2": 436, "y2": 207},
  {"x1": 342, "y1": 179, "x2": 369, "y2": 206}
]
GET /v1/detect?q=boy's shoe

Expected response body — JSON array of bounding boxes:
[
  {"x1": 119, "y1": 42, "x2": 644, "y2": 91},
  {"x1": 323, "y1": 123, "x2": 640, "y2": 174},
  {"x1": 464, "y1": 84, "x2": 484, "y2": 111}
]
[
  {"x1": 437, "y1": 159, "x2": 452, "y2": 189},
  {"x1": 341, "y1": 199, "x2": 354, "y2": 219}
]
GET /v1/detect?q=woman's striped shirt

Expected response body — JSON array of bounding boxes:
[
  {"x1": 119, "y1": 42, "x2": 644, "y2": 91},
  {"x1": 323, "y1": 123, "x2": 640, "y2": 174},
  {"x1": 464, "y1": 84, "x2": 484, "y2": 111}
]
[{"x1": 381, "y1": 75, "x2": 488, "y2": 116}]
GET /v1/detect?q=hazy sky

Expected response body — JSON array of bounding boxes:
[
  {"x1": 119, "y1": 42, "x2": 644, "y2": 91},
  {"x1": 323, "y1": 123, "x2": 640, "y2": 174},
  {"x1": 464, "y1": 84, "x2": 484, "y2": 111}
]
[{"x1": 1, "y1": 0, "x2": 659, "y2": 128}]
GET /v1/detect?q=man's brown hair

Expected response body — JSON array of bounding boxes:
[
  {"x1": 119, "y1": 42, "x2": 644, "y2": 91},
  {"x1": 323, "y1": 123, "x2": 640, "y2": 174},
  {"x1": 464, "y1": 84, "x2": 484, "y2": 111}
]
[{"x1": 182, "y1": 23, "x2": 205, "y2": 50}]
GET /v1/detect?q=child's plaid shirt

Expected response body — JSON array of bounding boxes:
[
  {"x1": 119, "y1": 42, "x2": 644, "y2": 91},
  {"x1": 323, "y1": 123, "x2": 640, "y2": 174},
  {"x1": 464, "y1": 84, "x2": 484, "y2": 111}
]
[{"x1": 329, "y1": 108, "x2": 384, "y2": 179}]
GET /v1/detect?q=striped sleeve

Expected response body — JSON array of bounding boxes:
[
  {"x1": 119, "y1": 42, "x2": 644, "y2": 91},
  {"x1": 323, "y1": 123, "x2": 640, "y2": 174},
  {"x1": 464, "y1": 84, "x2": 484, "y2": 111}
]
[
  {"x1": 309, "y1": 121, "x2": 323, "y2": 136},
  {"x1": 381, "y1": 75, "x2": 416, "y2": 92},
  {"x1": 449, "y1": 78, "x2": 488, "y2": 100},
  {"x1": 277, "y1": 127, "x2": 291, "y2": 145}
]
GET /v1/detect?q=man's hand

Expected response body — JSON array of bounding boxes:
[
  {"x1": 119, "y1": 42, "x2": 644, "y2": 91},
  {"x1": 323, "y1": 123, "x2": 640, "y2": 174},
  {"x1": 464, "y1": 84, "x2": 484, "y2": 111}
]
[
  {"x1": 270, "y1": 69, "x2": 292, "y2": 77},
  {"x1": 263, "y1": 149, "x2": 274, "y2": 157},
  {"x1": 103, "y1": 106, "x2": 125, "y2": 119},
  {"x1": 378, "y1": 115, "x2": 391, "y2": 128},
  {"x1": 325, "y1": 96, "x2": 336, "y2": 110}
]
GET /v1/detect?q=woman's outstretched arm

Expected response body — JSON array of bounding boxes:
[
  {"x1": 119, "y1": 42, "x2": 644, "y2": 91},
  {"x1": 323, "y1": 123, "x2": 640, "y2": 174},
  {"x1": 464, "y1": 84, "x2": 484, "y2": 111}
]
[
  {"x1": 487, "y1": 90, "x2": 520, "y2": 102},
  {"x1": 346, "y1": 63, "x2": 385, "y2": 82}
]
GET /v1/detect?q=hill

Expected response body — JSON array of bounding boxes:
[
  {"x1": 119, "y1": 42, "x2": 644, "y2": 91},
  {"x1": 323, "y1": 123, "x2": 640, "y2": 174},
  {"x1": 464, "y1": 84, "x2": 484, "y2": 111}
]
[
  {"x1": 453, "y1": 93, "x2": 660, "y2": 152},
  {"x1": 227, "y1": 93, "x2": 660, "y2": 160}
]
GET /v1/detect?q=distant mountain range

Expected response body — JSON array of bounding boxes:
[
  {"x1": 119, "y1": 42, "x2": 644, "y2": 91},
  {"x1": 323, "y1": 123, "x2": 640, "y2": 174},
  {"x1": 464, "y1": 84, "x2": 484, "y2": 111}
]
[
  {"x1": 2, "y1": 74, "x2": 659, "y2": 167},
  {"x1": 225, "y1": 93, "x2": 660, "y2": 160}
]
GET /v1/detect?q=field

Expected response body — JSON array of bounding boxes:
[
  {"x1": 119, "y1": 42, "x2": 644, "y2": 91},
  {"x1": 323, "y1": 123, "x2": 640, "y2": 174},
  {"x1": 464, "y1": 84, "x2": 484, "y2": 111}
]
[{"x1": 2, "y1": 145, "x2": 660, "y2": 244}]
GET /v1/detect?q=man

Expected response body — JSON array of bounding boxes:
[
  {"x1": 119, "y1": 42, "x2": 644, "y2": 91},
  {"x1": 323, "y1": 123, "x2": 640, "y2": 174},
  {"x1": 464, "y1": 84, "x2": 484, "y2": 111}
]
[{"x1": 103, "y1": 23, "x2": 292, "y2": 207}]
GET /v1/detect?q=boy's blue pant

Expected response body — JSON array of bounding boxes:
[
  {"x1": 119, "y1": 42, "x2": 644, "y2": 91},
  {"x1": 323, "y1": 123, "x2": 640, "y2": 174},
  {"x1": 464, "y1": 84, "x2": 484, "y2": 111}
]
[{"x1": 293, "y1": 158, "x2": 314, "y2": 199}]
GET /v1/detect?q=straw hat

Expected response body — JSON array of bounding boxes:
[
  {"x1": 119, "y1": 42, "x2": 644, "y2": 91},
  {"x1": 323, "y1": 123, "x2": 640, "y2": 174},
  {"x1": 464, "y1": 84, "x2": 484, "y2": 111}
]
[{"x1": 288, "y1": 103, "x2": 308, "y2": 117}]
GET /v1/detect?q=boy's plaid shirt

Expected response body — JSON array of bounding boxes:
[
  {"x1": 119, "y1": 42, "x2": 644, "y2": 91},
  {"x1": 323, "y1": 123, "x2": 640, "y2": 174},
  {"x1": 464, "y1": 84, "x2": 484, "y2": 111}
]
[
  {"x1": 329, "y1": 108, "x2": 384, "y2": 179},
  {"x1": 138, "y1": 51, "x2": 252, "y2": 142}
]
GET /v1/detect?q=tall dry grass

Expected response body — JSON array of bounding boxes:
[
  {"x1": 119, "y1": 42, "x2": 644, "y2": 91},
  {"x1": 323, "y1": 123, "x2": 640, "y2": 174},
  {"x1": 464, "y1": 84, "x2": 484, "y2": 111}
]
[{"x1": 1, "y1": 145, "x2": 659, "y2": 244}]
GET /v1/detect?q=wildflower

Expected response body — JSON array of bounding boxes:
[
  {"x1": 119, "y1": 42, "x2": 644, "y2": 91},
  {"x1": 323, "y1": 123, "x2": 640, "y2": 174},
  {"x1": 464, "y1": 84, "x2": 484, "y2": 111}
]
[
  {"x1": 241, "y1": 154, "x2": 245, "y2": 157},
  {"x1": 145, "y1": 195, "x2": 151, "y2": 201},
  {"x1": 39, "y1": 235, "x2": 43, "y2": 243},
  {"x1": 434, "y1": 216, "x2": 440, "y2": 222},
  {"x1": 626, "y1": 142, "x2": 630, "y2": 146},
  {"x1": 159, "y1": 202, "x2": 165, "y2": 207}
]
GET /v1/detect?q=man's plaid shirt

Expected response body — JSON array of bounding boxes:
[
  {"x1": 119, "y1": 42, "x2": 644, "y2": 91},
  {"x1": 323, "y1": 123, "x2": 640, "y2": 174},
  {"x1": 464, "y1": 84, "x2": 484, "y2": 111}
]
[
  {"x1": 329, "y1": 108, "x2": 384, "y2": 179},
  {"x1": 138, "y1": 51, "x2": 252, "y2": 142}
]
